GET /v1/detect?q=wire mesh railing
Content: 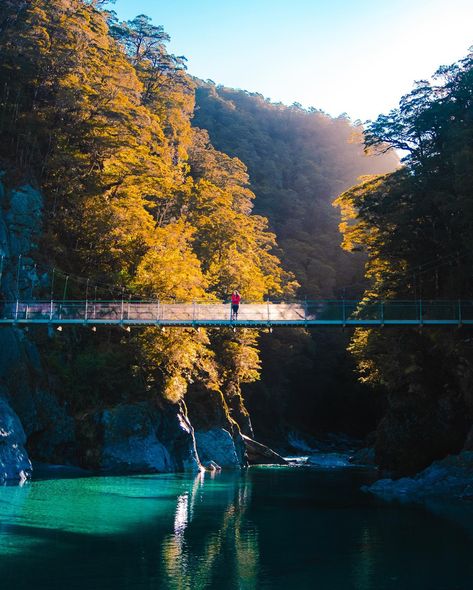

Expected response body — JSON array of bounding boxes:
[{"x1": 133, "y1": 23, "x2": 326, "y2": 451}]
[{"x1": 0, "y1": 299, "x2": 473, "y2": 326}]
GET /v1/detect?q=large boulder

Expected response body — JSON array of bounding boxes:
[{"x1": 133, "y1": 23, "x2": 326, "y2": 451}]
[
  {"x1": 77, "y1": 401, "x2": 201, "y2": 473},
  {"x1": 186, "y1": 385, "x2": 247, "y2": 467},
  {"x1": 194, "y1": 428, "x2": 242, "y2": 468},
  {"x1": 0, "y1": 396, "x2": 32, "y2": 482},
  {"x1": 366, "y1": 451, "x2": 473, "y2": 500}
]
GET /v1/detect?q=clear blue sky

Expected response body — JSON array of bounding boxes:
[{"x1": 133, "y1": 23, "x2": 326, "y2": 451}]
[{"x1": 112, "y1": 0, "x2": 473, "y2": 122}]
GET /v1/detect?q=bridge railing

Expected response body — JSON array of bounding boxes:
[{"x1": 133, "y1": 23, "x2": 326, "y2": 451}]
[{"x1": 1, "y1": 299, "x2": 473, "y2": 324}]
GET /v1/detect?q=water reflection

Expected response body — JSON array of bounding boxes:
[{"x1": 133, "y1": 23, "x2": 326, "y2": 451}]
[
  {"x1": 1, "y1": 468, "x2": 473, "y2": 589},
  {"x1": 162, "y1": 471, "x2": 259, "y2": 590}
]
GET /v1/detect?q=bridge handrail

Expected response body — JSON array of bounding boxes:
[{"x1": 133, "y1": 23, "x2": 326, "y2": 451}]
[
  {"x1": 1, "y1": 299, "x2": 472, "y2": 326},
  {"x1": 2, "y1": 298, "x2": 473, "y2": 305}
]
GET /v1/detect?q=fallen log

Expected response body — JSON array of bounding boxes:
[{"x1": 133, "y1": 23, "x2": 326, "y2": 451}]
[{"x1": 242, "y1": 434, "x2": 288, "y2": 465}]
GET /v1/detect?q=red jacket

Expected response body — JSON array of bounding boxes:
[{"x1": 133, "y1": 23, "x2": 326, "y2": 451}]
[{"x1": 231, "y1": 293, "x2": 241, "y2": 305}]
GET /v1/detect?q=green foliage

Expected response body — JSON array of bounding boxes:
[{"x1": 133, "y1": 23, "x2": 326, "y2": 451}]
[
  {"x1": 43, "y1": 334, "x2": 143, "y2": 412},
  {"x1": 194, "y1": 83, "x2": 398, "y2": 438},
  {"x1": 335, "y1": 50, "x2": 473, "y2": 411},
  {"x1": 194, "y1": 83, "x2": 399, "y2": 299}
]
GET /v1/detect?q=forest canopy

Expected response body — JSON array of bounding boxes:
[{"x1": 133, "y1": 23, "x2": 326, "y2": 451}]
[
  {"x1": 0, "y1": 0, "x2": 293, "y2": 408},
  {"x1": 333, "y1": 50, "x2": 473, "y2": 472}
]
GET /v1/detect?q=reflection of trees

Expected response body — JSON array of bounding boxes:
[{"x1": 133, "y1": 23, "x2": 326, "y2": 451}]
[
  {"x1": 352, "y1": 525, "x2": 377, "y2": 590},
  {"x1": 161, "y1": 472, "x2": 260, "y2": 589}
]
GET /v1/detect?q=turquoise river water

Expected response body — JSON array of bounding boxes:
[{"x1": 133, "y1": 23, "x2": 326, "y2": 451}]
[{"x1": 1, "y1": 464, "x2": 473, "y2": 589}]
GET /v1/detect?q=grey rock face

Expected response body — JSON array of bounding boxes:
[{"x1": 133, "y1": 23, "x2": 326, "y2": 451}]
[
  {"x1": 366, "y1": 451, "x2": 473, "y2": 500},
  {"x1": 194, "y1": 428, "x2": 242, "y2": 468},
  {"x1": 0, "y1": 326, "x2": 76, "y2": 465},
  {"x1": 27, "y1": 390, "x2": 76, "y2": 465},
  {"x1": 186, "y1": 386, "x2": 248, "y2": 467},
  {"x1": 77, "y1": 401, "x2": 201, "y2": 474},
  {"x1": 0, "y1": 177, "x2": 76, "y2": 475},
  {"x1": 0, "y1": 396, "x2": 32, "y2": 482},
  {"x1": 0, "y1": 182, "x2": 43, "y2": 299}
]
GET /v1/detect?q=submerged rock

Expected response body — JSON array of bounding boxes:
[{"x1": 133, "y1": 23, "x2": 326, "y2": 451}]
[
  {"x1": 366, "y1": 451, "x2": 473, "y2": 500},
  {"x1": 0, "y1": 396, "x2": 32, "y2": 483}
]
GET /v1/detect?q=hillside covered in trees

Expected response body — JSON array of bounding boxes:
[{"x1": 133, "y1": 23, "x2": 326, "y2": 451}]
[
  {"x1": 5, "y1": 0, "x2": 468, "y2": 479},
  {"x1": 194, "y1": 85, "x2": 398, "y2": 440},
  {"x1": 0, "y1": 0, "x2": 296, "y2": 469},
  {"x1": 334, "y1": 50, "x2": 473, "y2": 475}
]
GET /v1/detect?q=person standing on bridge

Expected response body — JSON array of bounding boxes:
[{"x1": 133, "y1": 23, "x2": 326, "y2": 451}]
[{"x1": 231, "y1": 290, "x2": 241, "y2": 320}]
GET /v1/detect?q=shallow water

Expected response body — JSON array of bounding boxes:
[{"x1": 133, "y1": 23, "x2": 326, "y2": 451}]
[{"x1": 1, "y1": 465, "x2": 473, "y2": 589}]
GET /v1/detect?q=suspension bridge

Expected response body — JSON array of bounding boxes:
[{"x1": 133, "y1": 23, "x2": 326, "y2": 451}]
[{"x1": 0, "y1": 299, "x2": 472, "y2": 328}]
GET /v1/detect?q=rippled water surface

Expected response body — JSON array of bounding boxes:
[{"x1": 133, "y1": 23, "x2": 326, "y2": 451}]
[{"x1": 1, "y1": 465, "x2": 473, "y2": 589}]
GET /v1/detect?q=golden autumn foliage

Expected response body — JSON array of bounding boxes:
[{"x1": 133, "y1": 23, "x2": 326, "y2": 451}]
[{"x1": 0, "y1": 0, "x2": 294, "y2": 404}]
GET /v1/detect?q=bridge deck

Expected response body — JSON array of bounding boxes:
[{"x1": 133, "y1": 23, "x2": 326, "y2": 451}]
[{"x1": 0, "y1": 300, "x2": 472, "y2": 327}]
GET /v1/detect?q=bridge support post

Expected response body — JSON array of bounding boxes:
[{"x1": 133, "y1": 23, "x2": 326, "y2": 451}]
[
  {"x1": 380, "y1": 301, "x2": 384, "y2": 326},
  {"x1": 15, "y1": 300, "x2": 19, "y2": 322},
  {"x1": 85, "y1": 279, "x2": 89, "y2": 322},
  {"x1": 49, "y1": 300, "x2": 53, "y2": 321}
]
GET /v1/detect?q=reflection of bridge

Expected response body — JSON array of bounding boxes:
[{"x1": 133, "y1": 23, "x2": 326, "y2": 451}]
[{"x1": 0, "y1": 300, "x2": 472, "y2": 327}]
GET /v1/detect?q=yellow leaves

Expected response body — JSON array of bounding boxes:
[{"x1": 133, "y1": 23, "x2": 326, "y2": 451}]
[
  {"x1": 348, "y1": 328, "x2": 382, "y2": 385},
  {"x1": 163, "y1": 375, "x2": 188, "y2": 404},
  {"x1": 215, "y1": 329, "x2": 262, "y2": 384},
  {"x1": 333, "y1": 174, "x2": 387, "y2": 252},
  {"x1": 188, "y1": 178, "x2": 296, "y2": 300},
  {"x1": 3, "y1": 0, "x2": 296, "y2": 401},
  {"x1": 73, "y1": 193, "x2": 155, "y2": 272},
  {"x1": 206, "y1": 248, "x2": 267, "y2": 301},
  {"x1": 139, "y1": 327, "x2": 219, "y2": 403},
  {"x1": 133, "y1": 220, "x2": 208, "y2": 301}
]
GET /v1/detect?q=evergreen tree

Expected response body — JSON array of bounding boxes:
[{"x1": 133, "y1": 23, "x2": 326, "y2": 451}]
[{"x1": 334, "y1": 50, "x2": 473, "y2": 474}]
